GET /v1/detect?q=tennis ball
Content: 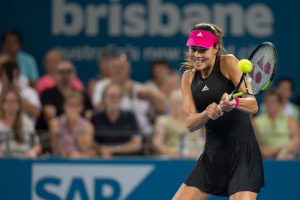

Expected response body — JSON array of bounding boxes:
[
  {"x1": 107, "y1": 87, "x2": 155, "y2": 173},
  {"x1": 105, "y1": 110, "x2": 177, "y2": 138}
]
[{"x1": 238, "y1": 59, "x2": 253, "y2": 73}]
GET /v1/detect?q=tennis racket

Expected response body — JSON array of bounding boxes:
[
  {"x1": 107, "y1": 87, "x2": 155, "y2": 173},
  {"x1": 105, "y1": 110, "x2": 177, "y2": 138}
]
[{"x1": 228, "y1": 42, "x2": 278, "y2": 100}]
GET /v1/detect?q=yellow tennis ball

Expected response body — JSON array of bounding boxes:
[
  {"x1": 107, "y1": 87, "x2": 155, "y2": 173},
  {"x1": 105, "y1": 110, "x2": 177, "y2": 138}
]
[{"x1": 238, "y1": 59, "x2": 253, "y2": 73}]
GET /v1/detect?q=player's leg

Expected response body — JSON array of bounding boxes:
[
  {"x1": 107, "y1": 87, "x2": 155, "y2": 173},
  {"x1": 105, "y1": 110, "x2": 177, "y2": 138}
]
[
  {"x1": 229, "y1": 191, "x2": 257, "y2": 200},
  {"x1": 172, "y1": 183, "x2": 209, "y2": 200}
]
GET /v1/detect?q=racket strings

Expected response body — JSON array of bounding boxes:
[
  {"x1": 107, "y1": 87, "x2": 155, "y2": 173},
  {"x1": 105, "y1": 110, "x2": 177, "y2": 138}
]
[{"x1": 249, "y1": 45, "x2": 276, "y2": 94}]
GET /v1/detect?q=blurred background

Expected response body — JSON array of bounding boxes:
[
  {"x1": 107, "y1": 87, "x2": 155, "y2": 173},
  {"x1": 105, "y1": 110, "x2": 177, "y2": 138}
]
[{"x1": 0, "y1": 0, "x2": 300, "y2": 200}]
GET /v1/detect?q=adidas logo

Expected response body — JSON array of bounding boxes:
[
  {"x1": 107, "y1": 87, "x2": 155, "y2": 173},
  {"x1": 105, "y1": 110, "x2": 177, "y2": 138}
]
[
  {"x1": 202, "y1": 85, "x2": 209, "y2": 92},
  {"x1": 197, "y1": 32, "x2": 203, "y2": 37}
]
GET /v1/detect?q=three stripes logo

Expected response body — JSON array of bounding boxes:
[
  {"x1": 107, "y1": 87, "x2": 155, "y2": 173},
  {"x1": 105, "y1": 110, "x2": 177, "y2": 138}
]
[{"x1": 202, "y1": 85, "x2": 209, "y2": 92}]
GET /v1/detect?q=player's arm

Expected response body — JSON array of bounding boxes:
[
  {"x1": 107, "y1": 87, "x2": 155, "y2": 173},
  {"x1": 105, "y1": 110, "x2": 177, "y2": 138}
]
[
  {"x1": 221, "y1": 55, "x2": 258, "y2": 114},
  {"x1": 181, "y1": 70, "x2": 222, "y2": 132}
]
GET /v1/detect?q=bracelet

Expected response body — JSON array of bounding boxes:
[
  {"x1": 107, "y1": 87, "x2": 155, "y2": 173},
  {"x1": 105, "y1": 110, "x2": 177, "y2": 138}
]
[{"x1": 234, "y1": 97, "x2": 240, "y2": 109}]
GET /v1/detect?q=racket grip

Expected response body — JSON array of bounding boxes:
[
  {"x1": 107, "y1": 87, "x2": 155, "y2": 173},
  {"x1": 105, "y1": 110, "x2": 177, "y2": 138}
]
[
  {"x1": 228, "y1": 92, "x2": 243, "y2": 100},
  {"x1": 232, "y1": 92, "x2": 243, "y2": 98}
]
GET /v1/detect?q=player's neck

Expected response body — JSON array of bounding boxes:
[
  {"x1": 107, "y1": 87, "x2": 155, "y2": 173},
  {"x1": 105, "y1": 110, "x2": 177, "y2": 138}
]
[{"x1": 200, "y1": 57, "x2": 216, "y2": 79}]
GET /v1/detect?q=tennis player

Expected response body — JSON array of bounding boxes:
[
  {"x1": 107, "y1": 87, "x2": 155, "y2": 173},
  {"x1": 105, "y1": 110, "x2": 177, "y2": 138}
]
[{"x1": 173, "y1": 23, "x2": 264, "y2": 200}]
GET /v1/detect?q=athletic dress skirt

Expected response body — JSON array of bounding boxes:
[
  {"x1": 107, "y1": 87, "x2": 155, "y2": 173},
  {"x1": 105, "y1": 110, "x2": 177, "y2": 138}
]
[{"x1": 184, "y1": 141, "x2": 264, "y2": 196}]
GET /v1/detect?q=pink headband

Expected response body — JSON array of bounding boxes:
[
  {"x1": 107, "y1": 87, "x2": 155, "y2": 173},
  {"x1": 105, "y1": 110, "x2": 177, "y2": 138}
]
[{"x1": 186, "y1": 30, "x2": 219, "y2": 48}]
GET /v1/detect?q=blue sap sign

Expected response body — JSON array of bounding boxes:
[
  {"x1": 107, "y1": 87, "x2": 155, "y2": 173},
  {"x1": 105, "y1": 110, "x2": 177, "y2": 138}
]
[
  {"x1": 36, "y1": 177, "x2": 120, "y2": 200},
  {"x1": 31, "y1": 164, "x2": 154, "y2": 200}
]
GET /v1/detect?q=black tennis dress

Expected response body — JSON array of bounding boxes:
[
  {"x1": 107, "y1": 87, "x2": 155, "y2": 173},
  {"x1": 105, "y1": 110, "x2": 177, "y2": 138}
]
[{"x1": 184, "y1": 56, "x2": 264, "y2": 196}]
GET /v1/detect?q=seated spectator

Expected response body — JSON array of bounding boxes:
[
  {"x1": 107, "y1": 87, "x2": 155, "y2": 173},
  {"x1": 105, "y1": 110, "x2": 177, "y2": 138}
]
[
  {"x1": 36, "y1": 60, "x2": 92, "y2": 130},
  {"x1": 0, "y1": 61, "x2": 41, "y2": 128},
  {"x1": 161, "y1": 71, "x2": 181, "y2": 98},
  {"x1": 146, "y1": 59, "x2": 172, "y2": 96},
  {"x1": 91, "y1": 83, "x2": 142, "y2": 157},
  {"x1": 1, "y1": 30, "x2": 38, "y2": 84},
  {"x1": 253, "y1": 90, "x2": 299, "y2": 159},
  {"x1": 0, "y1": 88, "x2": 41, "y2": 157},
  {"x1": 87, "y1": 46, "x2": 117, "y2": 97},
  {"x1": 92, "y1": 53, "x2": 167, "y2": 136},
  {"x1": 152, "y1": 90, "x2": 204, "y2": 158},
  {"x1": 275, "y1": 77, "x2": 300, "y2": 118},
  {"x1": 35, "y1": 48, "x2": 83, "y2": 94},
  {"x1": 49, "y1": 92, "x2": 95, "y2": 157}
]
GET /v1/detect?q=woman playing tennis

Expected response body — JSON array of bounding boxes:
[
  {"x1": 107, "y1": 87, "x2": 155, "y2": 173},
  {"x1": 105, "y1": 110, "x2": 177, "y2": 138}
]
[{"x1": 173, "y1": 23, "x2": 264, "y2": 200}]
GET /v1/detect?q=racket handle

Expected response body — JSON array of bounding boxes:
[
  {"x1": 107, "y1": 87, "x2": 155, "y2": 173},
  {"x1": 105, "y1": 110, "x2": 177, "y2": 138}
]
[
  {"x1": 227, "y1": 92, "x2": 243, "y2": 100},
  {"x1": 232, "y1": 92, "x2": 243, "y2": 98}
]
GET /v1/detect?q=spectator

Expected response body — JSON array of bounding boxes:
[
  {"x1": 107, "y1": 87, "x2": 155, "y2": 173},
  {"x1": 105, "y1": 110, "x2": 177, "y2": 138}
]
[
  {"x1": 36, "y1": 60, "x2": 92, "y2": 130},
  {"x1": 0, "y1": 88, "x2": 41, "y2": 157},
  {"x1": 152, "y1": 90, "x2": 204, "y2": 158},
  {"x1": 146, "y1": 61, "x2": 180, "y2": 115},
  {"x1": 49, "y1": 92, "x2": 95, "y2": 157},
  {"x1": 0, "y1": 61, "x2": 41, "y2": 128},
  {"x1": 160, "y1": 71, "x2": 181, "y2": 102},
  {"x1": 275, "y1": 77, "x2": 300, "y2": 118},
  {"x1": 0, "y1": 53, "x2": 28, "y2": 86},
  {"x1": 35, "y1": 49, "x2": 83, "y2": 94},
  {"x1": 253, "y1": 90, "x2": 299, "y2": 159},
  {"x1": 146, "y1": 59, "x2": 172, "y2": 95},
  {"x1": 91, "y1": 83, "x2": 142, "y2": 157},
  {"x1": 1, "y1": 31, "x2": 38, "y2": 84},
  {"x1": 92, "y1": 53, "x2": 166, "y2": 136},
  {"x1": 87, "y1": 46, "x2": 117, "y2": 97}
]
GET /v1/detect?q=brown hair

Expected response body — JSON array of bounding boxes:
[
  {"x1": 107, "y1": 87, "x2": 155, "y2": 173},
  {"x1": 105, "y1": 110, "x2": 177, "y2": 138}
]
[
  {"x1": 182, "y1": 23, "x2": 226, "y2": 70},
  {"x1": 0, "y1": 88, "x2": 24, "y2": 143}
]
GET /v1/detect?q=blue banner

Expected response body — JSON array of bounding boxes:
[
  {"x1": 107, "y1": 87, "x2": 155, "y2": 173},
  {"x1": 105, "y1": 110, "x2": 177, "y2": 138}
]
[
  {"x1": 0, "y1": 158, "x2": 300, "y2": 200},
  {"x1": 1, "y1": 0, "x2": 299, "y2": 96}
]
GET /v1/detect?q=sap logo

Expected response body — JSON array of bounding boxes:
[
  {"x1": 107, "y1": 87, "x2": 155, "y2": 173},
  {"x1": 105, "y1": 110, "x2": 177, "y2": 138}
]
[
  {"x1": 35, "y1": 177, "x2": 120, "y2": 200},
  {"x1": 32, "y1": 164, "x2": 154, "y2": 200}
]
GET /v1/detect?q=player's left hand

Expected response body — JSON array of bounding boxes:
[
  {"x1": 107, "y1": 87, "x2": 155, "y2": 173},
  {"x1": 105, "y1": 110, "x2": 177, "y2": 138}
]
[{"x1": 218, "y1": 93, "x2": 236, "y2": 112}]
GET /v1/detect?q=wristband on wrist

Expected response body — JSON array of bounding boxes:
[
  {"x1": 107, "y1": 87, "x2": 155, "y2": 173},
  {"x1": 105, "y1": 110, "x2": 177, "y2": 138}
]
[{"x1": 234, "y1": 97, "x2": 240, "y2": 109}]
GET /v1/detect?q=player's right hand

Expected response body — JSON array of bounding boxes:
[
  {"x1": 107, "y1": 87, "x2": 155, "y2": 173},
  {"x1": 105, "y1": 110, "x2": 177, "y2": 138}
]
[{"x1": 206, "y1": 102, "x2": 223, "y2": 120}]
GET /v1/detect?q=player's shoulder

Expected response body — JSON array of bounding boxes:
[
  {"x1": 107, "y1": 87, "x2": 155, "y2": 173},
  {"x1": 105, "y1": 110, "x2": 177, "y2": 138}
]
[
  {"x1": 221, "y1": 54, "x2": 239, "y2": 69},
  {"x1": 182, "y1": 69, "x2": 195, "y2": 85},
  {"x1": 221, "y1": 54, "x2": 239, "y2": 63}
]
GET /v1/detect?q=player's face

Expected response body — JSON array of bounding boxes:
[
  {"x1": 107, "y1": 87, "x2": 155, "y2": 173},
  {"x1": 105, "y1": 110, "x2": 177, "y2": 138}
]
[{"x1": 189, "y1": 45, "x2": 218, "y2": 70}]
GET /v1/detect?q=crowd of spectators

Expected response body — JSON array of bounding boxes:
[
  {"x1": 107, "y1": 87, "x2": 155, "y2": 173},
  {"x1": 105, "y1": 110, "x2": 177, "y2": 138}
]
[{"x1": 0, "y1": 30, "x2": 300, "y2": 160}]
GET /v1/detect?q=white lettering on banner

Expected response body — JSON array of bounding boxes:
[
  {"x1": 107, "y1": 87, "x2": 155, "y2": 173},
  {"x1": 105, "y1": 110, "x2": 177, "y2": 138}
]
[
  {"x1": 57, "y1": 44, "x2": 257, "y2": 62},
  {"x1": 52, "y1": 0, "x2": 274, "y2": 37},
  {"x1": 31, "y1": 164, "x2": 154, "y2": 200},
  {"x1": 246, "y1": 3, "x2": 274, "y2": 37}
]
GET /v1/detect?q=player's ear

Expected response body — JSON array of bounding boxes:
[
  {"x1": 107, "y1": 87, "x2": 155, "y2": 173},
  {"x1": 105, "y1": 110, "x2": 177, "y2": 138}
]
[{"x1": 213, "y1": 43, "x2": 219, "y2": 54}]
